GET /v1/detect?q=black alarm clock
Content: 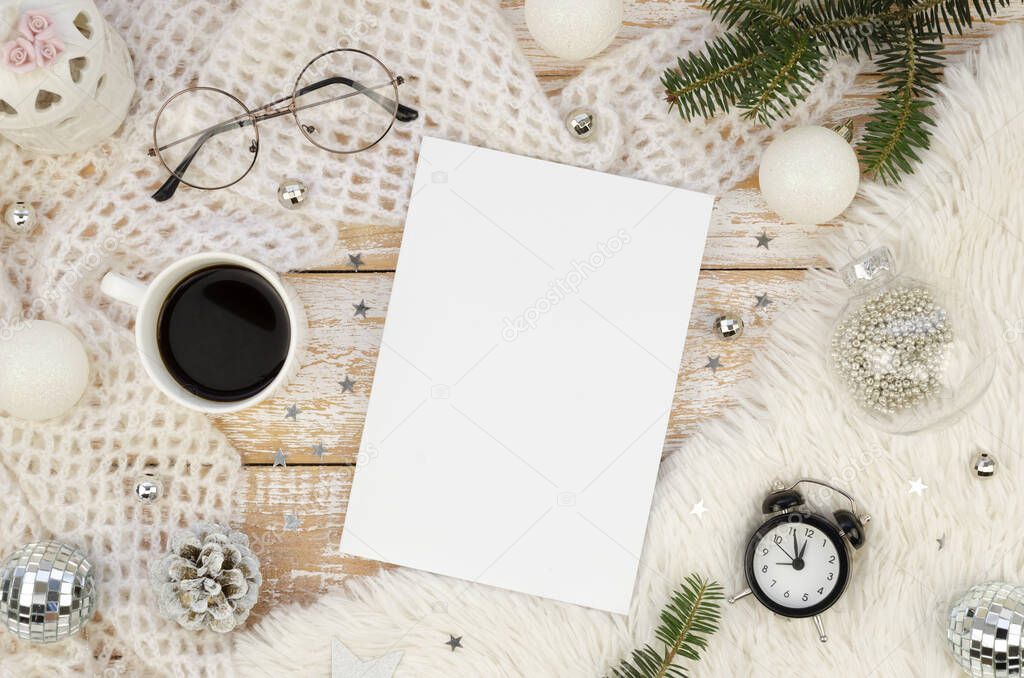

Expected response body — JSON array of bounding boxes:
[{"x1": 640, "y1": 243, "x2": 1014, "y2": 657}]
[{"x1": 729, "y1": 479, "x2": 870, "y2": 642}]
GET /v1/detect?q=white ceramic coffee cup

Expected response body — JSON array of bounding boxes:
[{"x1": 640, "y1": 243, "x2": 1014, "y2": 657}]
[{"x1": 101, "y1": 252, "x2": 305, "y2": 414}]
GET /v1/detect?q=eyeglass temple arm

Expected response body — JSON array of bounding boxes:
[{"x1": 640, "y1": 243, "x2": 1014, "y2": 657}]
[
  {"x1": 152, "y1": 118, "x2": 255, "y2": 202},
  {"x1": 152, "y1": 75, "x2": 418, "y2": 202},
  {"x1": 290, "y1": 75, "x2": 418, "y2": 122}
]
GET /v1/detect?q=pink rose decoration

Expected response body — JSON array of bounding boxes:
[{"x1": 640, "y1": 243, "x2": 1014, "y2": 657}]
[
  {"x1": 2, "y1": 37, "x2": 36, "y2": 73},
  {"x1": 18, "y1": 11, "x2": 53, "y2": 39},
  {"x1": 33, "y1": 35, "x2": 64, "y2": 67}
]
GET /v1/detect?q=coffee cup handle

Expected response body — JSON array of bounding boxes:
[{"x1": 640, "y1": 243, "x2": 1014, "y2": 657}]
[{"x1": 101, "y1": 272, "x2": 148, "y2": 307}]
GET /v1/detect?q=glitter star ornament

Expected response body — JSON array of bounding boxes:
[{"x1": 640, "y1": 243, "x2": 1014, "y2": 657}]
[
  {"x1": 332, "y1": 638, "x2": 403, "y2": 678},
  {"x1": 828, "y1": 248, "x2": 994, "y2": 434}
]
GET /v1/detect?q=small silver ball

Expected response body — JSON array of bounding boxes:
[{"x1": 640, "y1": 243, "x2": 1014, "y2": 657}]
[
  {"x1": 4, "y1": 201, "x2": 35, "y2": 233},
  {"x1": 134, "y1": 476, "x2": 163, "y2": 503},
  {"x1": 972, "y1": 451, "x2": 997, "y2": 479},
  {"x1": 565, "y1": 109, "x2": 595, "y2": 139},
  {"x1": 276, "y1": 179, "x2": 308, "y2": 209},
  {"x1": 712, "y1": 313, "x2": 744, "y2": 340}
]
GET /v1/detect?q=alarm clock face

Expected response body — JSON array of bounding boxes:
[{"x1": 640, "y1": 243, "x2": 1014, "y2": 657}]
[{"x1": 744, "y1": 512, "x2": 850, "y2": 618}]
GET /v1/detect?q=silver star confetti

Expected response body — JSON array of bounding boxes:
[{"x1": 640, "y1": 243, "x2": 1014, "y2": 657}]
[
  {"x1": 755, "y1": 230, "x2": 775, "y2": 249},
  {"x1": 704, "y1": 356, "x2": 722, "y2": 373},
  {"x1": 755, "y1": 293, "x2": 773, "y2": 310},
  {"x1": 332, "y1": 638, "x2": 403, "y2": 678},
  {"x1": 690, "y1": 500, "x2": 709, "y2": 518},
  {"x1": 445, "y1": 635, "x2": 463, "y2": 652},
  {"x1": 353, "y1": 299, "x2": 371, "y2": 318},
  {"x1": 340, "y1": 376, "x2": 356, "y2": 393},
  {"x1": 349, "y1": 253, "x2": 364, "y2": 271},
  {"x1": 312, "y1": 441, "x2": 327, "y2": 458},
  {"x1": 909, "y1": 478, "x2": 928, "y2": 495},
  {"x1": 285, "y1": 404, "x2": 300, "y2": 420},
  {"x1": 284, "y1": 514, "x2": 302, "y2": 531},
  {"x1": 273, "y1": 449, "x2": 287, "y2": 467}
]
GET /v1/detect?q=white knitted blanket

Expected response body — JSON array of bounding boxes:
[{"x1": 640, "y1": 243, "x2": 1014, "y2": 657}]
[{"x1": 0, "y1": 0, "x2": 857, "y2": 675}]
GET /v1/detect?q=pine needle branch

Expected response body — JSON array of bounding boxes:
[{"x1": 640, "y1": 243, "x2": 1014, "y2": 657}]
[
  {"x1": 662, "y1": 32, "x2": 763, "y2": 119},
  {"x1": 606, "y1": 574, "x2": 723, "y2": 678},
  {"x1": 662, "y1": 0, "x2": 1017, "y2": 183},
  {"x1": 859, "y1": 24, "x2": 945, "y2": 182}
]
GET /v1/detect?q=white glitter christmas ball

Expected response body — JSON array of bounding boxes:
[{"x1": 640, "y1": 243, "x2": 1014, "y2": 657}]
[
  {"x1": 525, "y1": 0, "x2": 623, "y2": 61},
  {"x1": 0, "y1": 321, "x2": 89, "y2": 421},
  {"x1": 758, "y1": 126, "x2": 860, "y2": 224}
]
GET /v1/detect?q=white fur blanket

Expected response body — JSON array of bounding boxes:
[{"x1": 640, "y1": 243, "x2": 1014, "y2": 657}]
[{"x1": 235, "y1": 23, "x2": 1024, "y2": 678}]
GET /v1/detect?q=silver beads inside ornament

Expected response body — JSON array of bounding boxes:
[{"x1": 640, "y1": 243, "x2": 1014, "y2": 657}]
[
  {"x1": 0, "y1": 541, "x2": 95, "y2": 643},
  {"x1": 4, "y1": 201, "x2": 35, "y2": 233},
  {"x1": 972, "y1": 451, "x2": 997, "y2": 479},
  {"x1": 948, "y1": 582, "x2": 1024, "y2": 677},
  {"x1": 713, "y1": 313, "x2": 744, "y2": 340},
  {"x1": 134, "y1": 475, "x2": 163, "y2": 503},
  {"x1": 830, "y1": 285, "x2": 952, "y2": 416},
  {"x1": 565, "y1": 109, "x2": 595, "y2": 140},
  {"x1": 277, "y1": 179, "x2": 308, "y2": 209}
]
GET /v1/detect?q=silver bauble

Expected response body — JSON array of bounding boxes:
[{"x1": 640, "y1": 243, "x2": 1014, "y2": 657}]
[
  {"x1": 713, "y1": 314, "x2": 744, "y2": 340},
  {"x1": 948, "y1": 582, "x2": 1024, "y2": 677},
  {"x1": 3, "y1": 202, "x2": 35, "y2": 233},
  {"x1": 134, "y1": 475, "x2": 163, "y2": 503},
  {"x1": 972, "y1": 451, "x2": 997, "y2": 479},
  {"x1": 565, "y1": 109, "x2": 595, "y2": 139},
  {"x1": 0, "y1": 541, "x2": 96, "y2": 643},
  {"x1": 276, "y1": 179, "x2": 308, "y2": 209}
]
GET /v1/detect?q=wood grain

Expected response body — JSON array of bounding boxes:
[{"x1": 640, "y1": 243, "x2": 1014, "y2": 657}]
[{"x1": 215, "y1": 269, "x2": 811, "y2": 464}]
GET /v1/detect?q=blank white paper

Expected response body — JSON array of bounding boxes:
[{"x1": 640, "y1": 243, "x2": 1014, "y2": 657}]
[{"x1": 340, "y1": 137, "x2": 714, "y2": 614}]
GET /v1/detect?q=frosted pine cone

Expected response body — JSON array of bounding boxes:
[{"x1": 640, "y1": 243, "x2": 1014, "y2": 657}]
[{"x1": 150, "y1": 522, "x2": 261, "y2": 633}]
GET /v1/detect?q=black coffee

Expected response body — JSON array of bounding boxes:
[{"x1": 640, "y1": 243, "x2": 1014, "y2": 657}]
[{"x1": 157, "y1": 265, "x2": 291, "y2": 402}]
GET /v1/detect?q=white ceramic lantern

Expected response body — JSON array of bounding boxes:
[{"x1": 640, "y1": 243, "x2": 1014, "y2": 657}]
[{"x1": 0, "y1": 0, "x2": 135, "y2": 153}]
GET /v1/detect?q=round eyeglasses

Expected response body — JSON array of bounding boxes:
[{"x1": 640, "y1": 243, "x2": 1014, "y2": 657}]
[{"x1": 149, "y1": 49, "x2": 419, "y2": 202}]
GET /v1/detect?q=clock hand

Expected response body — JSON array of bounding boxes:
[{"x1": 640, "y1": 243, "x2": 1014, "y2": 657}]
[
  {"x1": 793, "y1": 533, "x2": 800, "y2": 563},
  {"x1": 798, "y1": 537, "x2": 808, "y2": 560},
  {"x1": 775, "y1": 542, "x2": 795, "y2": 561}
]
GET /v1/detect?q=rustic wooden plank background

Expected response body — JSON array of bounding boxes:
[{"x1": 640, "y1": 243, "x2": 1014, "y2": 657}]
[{"x1": 221, "y1": 0, "x2": 1024, "y2": 619}]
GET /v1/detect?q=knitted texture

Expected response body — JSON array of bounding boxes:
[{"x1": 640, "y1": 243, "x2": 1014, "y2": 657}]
[{"x1": 0, "y1": 0, "x2": 857, "y2": 675}]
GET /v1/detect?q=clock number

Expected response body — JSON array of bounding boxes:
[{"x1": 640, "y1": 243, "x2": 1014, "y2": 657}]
[
  {"x1": 762, "y1": 548, "x2": 769, "y2": 556},
  {"x1": 788, "y1": 527, "x2": 796, "y2": 535},
  {"x1": 802, "y1": 593, "x2": 809, "y2": 602},
  {"x1": 828, "y1": 555, "x2": 836, "y2": 564},
  {"x1": 827, "y1": 572, "x2": 834, "y2": 581},
  {"x1": 817, "y1": 587, "x2": 824, "y2": 595},
  {"x1": 784, "y1": 590, "x2": 790, "y2": 598},
  {"x1": 770, "y1": 580, "x2": 777, "y2": 587},
  {"x1": 774, "y1": 535, "x2": 783, "y2": 545},
  {"x1": 804, "y1": 528, "x2": 815, "y2": 538},
  {"x1": 822, "y1": 538, "x2": 826, "y2": 547},
  {"x1": 761, "y1": 565, "x2": 768, "y2": 573}
]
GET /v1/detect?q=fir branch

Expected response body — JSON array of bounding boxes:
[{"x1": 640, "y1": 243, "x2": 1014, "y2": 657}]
[
  {"x1": 662, "y1": 32, "x2": 762, "y2": 119},
  {"x1": 606, "y1": 574, "x2": 723, "y2": 678},
  {"x1": 704, "y1": 0, "x2": 801, "y2": 31},
  {"x1": 662, "y1": 0, "x2": 1018, "y2": 182},
  {"x1": 859, "y1": 24, "x2": 945, "y2": 182},
  {"x1": 739, "y1": 33, "x2": 826, "y2": 123}
]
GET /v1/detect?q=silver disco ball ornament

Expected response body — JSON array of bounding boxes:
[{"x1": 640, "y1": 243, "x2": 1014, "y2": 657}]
[
  {"x1": 948, "y1": 582, "x2": 1024, "y2": 677},
  {"x1": 972, "y1": 451, "x2": 997, "y2": 479},
  {"x1": 0, "y1": 541, "x2": 96, "y2": 643},
  {"x1": 276, "y1": 178, "x2": 308, "y2": 209},
  {"x1": 133, "y1": 475, "x2": 162, "y2": 503},
  {"x1": 3, "y1": 201, "x2": 35, "y2": 233},
  {"x1": 712, "y1": 313, "x2": 744, "y2": 340},
  {"x1": 565, "y1": 109, "x2": 595, "y2": 139}
]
